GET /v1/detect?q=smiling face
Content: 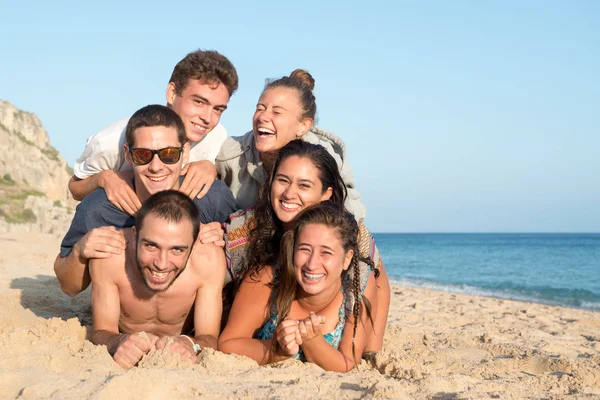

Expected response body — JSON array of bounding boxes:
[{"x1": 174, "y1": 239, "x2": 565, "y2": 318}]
[
  {"x1": 253, "y1": 87, "x2": 313, "y2": 155},
  {"x1": 125, "y1": 126, "x2": 189, "y2": 203},
  {"x1": 167, "y1": 78, "x2": 230, "y2": 143},
  {"x1": 293, "y1": 223, "x2": 353, "y2": 297},
  {"x1": 133, "y1": 213, "x2": 195, "y2": 292},
  {"x1": 270, "y1": 155, "x2": 333, "y2": 223}
]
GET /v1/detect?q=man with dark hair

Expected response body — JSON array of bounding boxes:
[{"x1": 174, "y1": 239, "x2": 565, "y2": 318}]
[
  {"x1": 68, "y1": 49, "x2": 239, "y2": 212},
  {"x1": 54, "y1": 104, "x2": 235, "y2": 297},
  {"x1": 91, "y1": 190, "x2": 226, "y2": 369}
]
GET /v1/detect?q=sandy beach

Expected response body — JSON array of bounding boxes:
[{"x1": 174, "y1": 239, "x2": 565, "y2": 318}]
[{"x1": 1, "y1": 231, "x2": 599, "y2": 399}]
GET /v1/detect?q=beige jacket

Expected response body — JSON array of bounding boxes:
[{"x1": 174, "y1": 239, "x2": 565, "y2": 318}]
[{"x1": 215, "y1": 126, "x2": 366, "y2": 221}]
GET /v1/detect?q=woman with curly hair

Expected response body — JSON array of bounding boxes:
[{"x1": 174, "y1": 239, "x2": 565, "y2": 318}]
[{"x1": 222, "y1": 139, "x2": 389, "y2": 354}]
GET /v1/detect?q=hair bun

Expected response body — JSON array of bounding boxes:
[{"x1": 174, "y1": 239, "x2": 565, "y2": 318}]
[{"x1": 289, "y1": 69, "x2": 315, "y2": 92}]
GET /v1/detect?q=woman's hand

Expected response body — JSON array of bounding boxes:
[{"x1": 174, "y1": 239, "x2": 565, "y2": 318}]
[
  {"x1": 275, "y1": 318, "x2": 302, "y2": 356},
  {"x1": 298, "y1": 312, "x2": 326, "y2": 343}
]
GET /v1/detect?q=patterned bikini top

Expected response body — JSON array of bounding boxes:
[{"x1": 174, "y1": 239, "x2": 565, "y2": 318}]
[{"x1": 254, "y1": 286, "x2": 347, "y2": 362}]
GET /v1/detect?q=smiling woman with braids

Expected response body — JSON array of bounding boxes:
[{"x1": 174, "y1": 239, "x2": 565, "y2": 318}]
[
  {"x1": 220, "y1": 139, "x2": 389, "y2": 356},
  {"x1": 219, "y1": 203, "x2": 377, "y2": 372}
]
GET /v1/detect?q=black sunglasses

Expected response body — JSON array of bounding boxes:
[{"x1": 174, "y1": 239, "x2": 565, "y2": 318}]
[{"x1": 128, "y1": 147, "x2": 183, "y2": 165}]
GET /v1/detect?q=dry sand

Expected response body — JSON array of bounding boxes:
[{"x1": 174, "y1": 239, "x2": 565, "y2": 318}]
[{"x1": 0, "y1": 231, "x2": 599, "y2": 399}]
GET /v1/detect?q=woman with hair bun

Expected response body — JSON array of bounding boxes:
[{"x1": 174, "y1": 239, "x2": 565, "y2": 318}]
[{"x1": 216, "y1": 69, "x2": 366, "y2": 221}]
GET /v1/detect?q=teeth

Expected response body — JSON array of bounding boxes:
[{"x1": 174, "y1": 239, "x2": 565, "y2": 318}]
[
  {"x1": 303, "y1": 271, "x2": 325, "y2": 280},
  {"x1": 258, "y1": 128, "x2": 275, "y2": 134},
  {"x1": 192, "y1": 122, "x2": 207, "y2": 131},
  {"x1": 148, "y1": 176, "x2": 167, "y2": 182},
  {"x1": 151, "y1": 271, "x2": 168, "y2": 278},
  {"x1": 281, "y1": 201, "x2": 300, "y2": 210}
]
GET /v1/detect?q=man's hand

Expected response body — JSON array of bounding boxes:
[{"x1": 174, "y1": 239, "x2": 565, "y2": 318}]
[
  {"x1": 179, "y1": 160, "x2": 217, "y2": 200},
  {"x1": 198, "y1": 222, "x2": 225, "y2": 247},
  {"x1": 298, "y1": 312, "x2": 327, "y2": 343},
  {"x1": 275, "y1": 318, "x2": 302, "y2": 356},
  {"x1": 113, "y1": 332, "x2": 155, "y2": 369},
  {"x1": 98, "y1": 170, "x2": 141, "y2": 216},
  {"x1": 155, "y1": 336, "x2": 197, "y2": 363},
  {"x1": 74, "y1": 226, "x2": 126, "y2": 261}
]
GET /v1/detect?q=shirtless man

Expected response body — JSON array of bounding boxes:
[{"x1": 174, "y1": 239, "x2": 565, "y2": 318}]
[
  {"x1": 54, "y1": 104, "x2": 235, "y2": 296},
  {"x1": 91, "y1": 190, "x2": 225, "y2": 369}
]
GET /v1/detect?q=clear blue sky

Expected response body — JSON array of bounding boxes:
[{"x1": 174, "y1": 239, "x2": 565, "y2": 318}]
[{"x1": 1, "y1": 1, "x2": 598, "y2": 232}]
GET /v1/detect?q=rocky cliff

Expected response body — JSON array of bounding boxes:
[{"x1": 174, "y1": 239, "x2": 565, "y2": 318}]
[{"x1": 0, "y1": 100, "x2": 75, "y2": 235}]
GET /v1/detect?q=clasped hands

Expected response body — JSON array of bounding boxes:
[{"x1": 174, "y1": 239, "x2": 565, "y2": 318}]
[
  {"x1": 275, "y1": 312, "x2": 327, "y2": 357},
  {"x1": 112, "y1": 332, "x2": 198, "y2": 369}
]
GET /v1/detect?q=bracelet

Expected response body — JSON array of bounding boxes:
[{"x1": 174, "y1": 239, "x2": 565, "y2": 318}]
[{"x1": 179, "y1": 335, "x2": 201, "y2": 355}]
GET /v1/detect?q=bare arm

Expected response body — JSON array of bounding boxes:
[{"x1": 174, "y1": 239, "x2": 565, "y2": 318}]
[
  {"x1": 69, "y1": 174, "x2": 101, "y2": 201},
  {"x1": 54, "y1": 226, "x2": 126, "y2": 297},
  {"x1": 190, "y1": 243, "x2": 227, "y2": 350},
  {"x1": 300, "y1": 271, "x2": 379, "y2": 372},
  {"x1": 90, "y1": 255, "x2": 154, "y2": 369},
  {"x1": 90, "y1": 255, "x2": 124, "y2": 353},
  {"x1": 69, "y1": 172, "x2": 141, "y2": 215},
  {"x1": 218, "y1": 267, "x2": 293, "y2": 364}
]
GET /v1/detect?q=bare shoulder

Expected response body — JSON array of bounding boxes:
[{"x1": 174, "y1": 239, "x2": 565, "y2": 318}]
[
  {"x1": 89, "y1": 251, "x2": 126, "y2": 284},
  {"x1": 241, "y1": 265, "x2": 274, "y2": 287},
  {"x1": 188, "y1": 243, "x2": 226, "y2": 283}
]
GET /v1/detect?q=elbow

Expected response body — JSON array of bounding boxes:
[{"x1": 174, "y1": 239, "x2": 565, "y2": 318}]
[
  {"x1": 217, "y1": 337, "x2": 230, "y2": 353},
  {"x1": 53, "y1": 256, "x2": 81, "y2": 298},
  {"x1": 60, "y1": 284, "x2": 80, "y2": 298},
  {"x1": 56, "y1": 277, "x2": 80, "y2": 297}
]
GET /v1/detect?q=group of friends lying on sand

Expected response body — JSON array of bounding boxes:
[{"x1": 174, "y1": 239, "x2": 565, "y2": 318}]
[{"x1": 52, "y1": 50, "x2": 390, "y2": 372}]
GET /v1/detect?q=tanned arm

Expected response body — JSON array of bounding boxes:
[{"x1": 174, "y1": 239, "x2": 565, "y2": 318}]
[
  {"x1": 54, "y1": 226, "x2": 126, "y2": 297},
  {"x1": 189, "y1": 243, "x2": 227, "y2": 350},
  {"x1": 90, "y1": 254, "x2": 154, "y2": 369},
  {"x1": 218, "y1": 267, "x2": 294, "y2": 364},
  {"x1": 69, "y1": 172, "x2": 141, "y2": 215}
]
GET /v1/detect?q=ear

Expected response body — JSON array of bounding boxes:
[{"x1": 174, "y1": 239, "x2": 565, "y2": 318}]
[
  {"x1": 166, "y1": 82, "x2": 177, "y2": 106},
  {"x1": 320, "y1": 186, "x2": 333, "y2": 201},
  {"x1": 124, "y1": 144, "x2": 132, "y2": 166},
  {"x1": 296, "y1": 118, "x2": 314, "y2": 138},
  {"x1": 343, "y1": 249, "x2": 354, "y2": 271}
]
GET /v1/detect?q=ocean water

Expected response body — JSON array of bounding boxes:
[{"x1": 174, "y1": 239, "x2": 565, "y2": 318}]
[{"x1": 373, "y1": 233, "x2": 600, "y2": 311}]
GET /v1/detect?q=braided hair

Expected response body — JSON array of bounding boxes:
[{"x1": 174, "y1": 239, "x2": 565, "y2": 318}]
[{"x1": 274, "y1": 202, "x2": 373, "y2": 366}]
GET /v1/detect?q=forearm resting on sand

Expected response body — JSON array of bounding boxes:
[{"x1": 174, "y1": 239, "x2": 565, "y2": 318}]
[
  {"x1": 218, "y1": 337, "x2": 293, "y2": 365},
  {"x1": 91, "y1": 330, "x2": 126, "y2": 355}
]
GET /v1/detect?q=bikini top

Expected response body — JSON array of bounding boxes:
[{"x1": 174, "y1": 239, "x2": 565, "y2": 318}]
[{"x1": 254, "y1": 286, "x2": 347, "y2": 361}]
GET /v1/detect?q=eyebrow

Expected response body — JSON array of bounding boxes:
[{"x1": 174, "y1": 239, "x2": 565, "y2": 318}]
[
  {"x1": 191, "y1": 94, "x2": 228, "y2": 110},
  {"x1": 297, "y1": 243, "x2": 335, "y2": 252},
  {"x1": 274, "y1": 172, "x2": 315, "y2": 185},
  {"x1": 141, "y1": 238, "x2": 190, "y2": 250}
]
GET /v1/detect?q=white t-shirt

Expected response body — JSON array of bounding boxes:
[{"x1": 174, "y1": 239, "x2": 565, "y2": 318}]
[{"x1": 73, "y1": 117, "x2": 227, "y2": 179}]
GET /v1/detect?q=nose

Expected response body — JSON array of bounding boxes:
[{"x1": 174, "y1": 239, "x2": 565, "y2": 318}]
[
  {"x1": 147, "y1": 152, "x2": 163, "y2": 172},
  {"x1": 153, "y1": 251, "x2": 169, "y2": 271},
  {"x1": 256, "y1": 109, "x2": 271, "y2": 123},
  {"x1": 281, "y1": 183, "x2": 297, "y2": 200},
  {"x1": 198, "y1": 105, "x2": 210, "y2": 124},
  {"x1": 304, "y1": 252, "x2": 319, "y2": 271}
]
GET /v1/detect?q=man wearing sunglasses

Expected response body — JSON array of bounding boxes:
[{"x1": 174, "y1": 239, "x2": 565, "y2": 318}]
[
  {"x1": 54, "y1": 105, "x2": 235, "y2": 297},
  {"x1": 68, "y1": 49, "x2": 238, "y2": 215}
]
